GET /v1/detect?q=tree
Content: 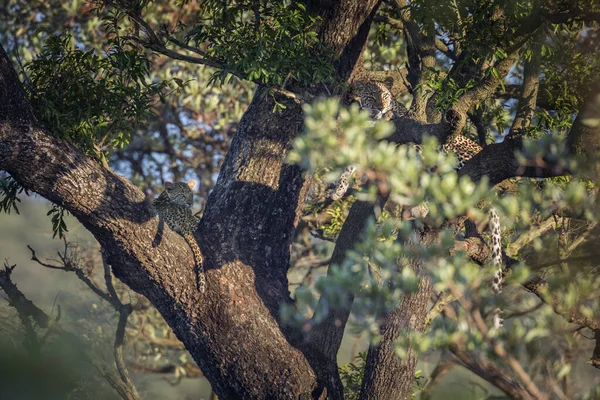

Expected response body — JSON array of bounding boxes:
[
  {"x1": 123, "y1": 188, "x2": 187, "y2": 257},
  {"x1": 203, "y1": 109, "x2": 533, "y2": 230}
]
[{"x1": 1, "y1": 0, "x2": 600, "y2": 399}]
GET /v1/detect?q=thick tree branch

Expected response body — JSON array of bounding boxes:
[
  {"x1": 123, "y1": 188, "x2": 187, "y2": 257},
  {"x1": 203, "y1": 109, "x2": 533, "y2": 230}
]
[
  {"x1": 390, "y1": 0, "x2": 437, "y2": 121},
  {"x1": 567, "y1": 81, "x2": 600, "y2": 180},
  {"x1": 458, "y1": 137, "x2": 567, "y2": 185},
  {"x1": 309, "y1": 0, "x2": 382, "y2": 80},
  {"x1": 509, "y1": 34, "x2": 542, "y2": 136},
  {"x1": 590, "y1": 330, "x2": 600, "y2": 369}
]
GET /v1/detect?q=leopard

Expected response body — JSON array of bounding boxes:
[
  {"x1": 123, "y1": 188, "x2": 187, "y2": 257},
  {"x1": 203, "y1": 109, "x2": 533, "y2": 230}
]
[
  {"x1": 351, "y1": 81, "x2": 407, "y2": 121},
  {"x1": 331, "y1": 80, "x2": 407, "y2": 203},
  {"x1": 152, "y1": 179, "x2": 206, "y2": 293},
  {"x1": 349, "y1": 81, "x2": 505, "y2": 327},
  {"x1": 411, "y1": 134, "x2": 504, "y2": 328}
]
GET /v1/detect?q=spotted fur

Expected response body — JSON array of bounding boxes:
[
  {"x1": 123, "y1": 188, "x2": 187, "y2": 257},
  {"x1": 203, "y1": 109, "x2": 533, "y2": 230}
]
[
  {"x1": 352, "y1": 81, "x2": 407, "y2": 121},
  {"x1": 152, "y1": 180, "x2": 206, "y2": 293},
  {"x1": 489, "y1": 207, "x2": 504, "y2": 328},
  {"x1": 441, "y1": 135, "x2": 483, "y2": 169},
  {"x1": 412, "y1": 136, "x2": 504, "y2": 328},
  {"x1": 328, "y1": 166, "x2": 356, "y2": 201}
]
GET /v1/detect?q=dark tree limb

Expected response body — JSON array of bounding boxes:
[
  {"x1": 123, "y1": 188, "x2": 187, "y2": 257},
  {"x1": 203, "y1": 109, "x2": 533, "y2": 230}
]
[
  {"x1": 1, "y1": 40, "x2": 319, "y2": 399},
  {"x1": 567, "y1": 81, "x2": 600, "y2": 180},
  {"x1": 0, "y1": 263, "x2": 50, "y2": 329},
  {"x1": 359, "y1": 270, "x2": 433, "y2": 400},
  {"x1": 308, "y1": 199, "x2": 378, "y2": 395},
  {"x1": 590, "y1": 330, "x2": 600, "y2": 369},
  {"x1": 509, "y1": 33, "x2": 542, "y2": 136},
  {"x1": 309, "y1": 0, "x2": 382, "y2": 81}
]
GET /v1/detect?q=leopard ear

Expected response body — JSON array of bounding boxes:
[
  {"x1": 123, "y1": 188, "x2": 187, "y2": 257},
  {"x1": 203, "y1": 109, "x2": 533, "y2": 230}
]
[
  {"x1": 165, "y1": 181, "x2": 173, "y2": 189},
  {"x1": 187, "y1": 179, "x2": 197, "y2": 190}
]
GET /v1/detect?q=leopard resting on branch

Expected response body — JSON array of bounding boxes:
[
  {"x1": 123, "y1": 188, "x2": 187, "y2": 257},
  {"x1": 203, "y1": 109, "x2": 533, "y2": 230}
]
[{"x1": 152, "y1": 179, "x2": 206, "y2": 293}]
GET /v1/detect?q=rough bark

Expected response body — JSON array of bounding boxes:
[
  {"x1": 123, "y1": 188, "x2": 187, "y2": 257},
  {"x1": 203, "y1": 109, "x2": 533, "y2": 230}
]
[{"x1": 359, "y1": 274, "x2": 433, "y2": 400}]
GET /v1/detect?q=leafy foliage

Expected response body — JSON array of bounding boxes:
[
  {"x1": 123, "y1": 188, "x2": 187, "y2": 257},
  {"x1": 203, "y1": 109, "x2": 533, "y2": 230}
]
[
  {"x1": 184, "y1": 1, "x2": 334, "y2": 87},
  {"x1": 339, "y1": 353, "x2": 366, "y2": 400},
  {"x1": 25, "y1": 33, "x2": 172, "y2": 162},
  {"x1": 0, "y1": 176, "x2": 28, "y2": 214},
  {"x1": 47, "y1": 205, "x2": 69, "y2": 239},
  {"x1": 287, "y1": 99, "x2": 598, "y2": 395}
]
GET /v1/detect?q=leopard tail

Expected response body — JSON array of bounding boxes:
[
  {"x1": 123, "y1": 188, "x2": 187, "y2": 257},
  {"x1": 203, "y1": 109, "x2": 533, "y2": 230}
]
[
  {"x1": 183, "y1": 232, "x2": 206, "y2": 293},
  {"x1": 489, "y1": 206, "x2": 503, "y2": 328}
]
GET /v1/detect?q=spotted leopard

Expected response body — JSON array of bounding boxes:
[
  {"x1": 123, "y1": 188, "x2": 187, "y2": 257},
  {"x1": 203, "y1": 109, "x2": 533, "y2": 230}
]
[
  {"x1": 412, "y1": 135, "x2": 504, "y2": 328},
  {"x1": 152, "y1": 180, "x2": 206, "y2": 293},
  {"x1": 351, "y1": 81, "x2": 407, "y2": 121},
  {"x1": 350, "y1": 81, "x2": 504, "y2": 328}
]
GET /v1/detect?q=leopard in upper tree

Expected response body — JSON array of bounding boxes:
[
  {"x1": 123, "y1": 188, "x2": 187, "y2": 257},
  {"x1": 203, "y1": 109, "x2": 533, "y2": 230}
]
[
  {"x1": 351, "y1": 81, "x2": 408, "y2": 121},
  {"x1": 345, "y1": 81, "x2": 504, "y2": 327},
  {"x1": 410, "y1": 134, "x2": 504, "y2": 328},
  {"x1": 152, "y1": 179, "x2": 206, "y2": 293},
  {"x1": 322, "y1": 80, "x2": 407, "y2": 201}
]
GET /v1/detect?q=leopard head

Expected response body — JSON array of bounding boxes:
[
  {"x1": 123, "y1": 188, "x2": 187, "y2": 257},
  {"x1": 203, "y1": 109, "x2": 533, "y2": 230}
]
[{"x1": 163, "y1": 179, "x2": 196, "y2": 206}]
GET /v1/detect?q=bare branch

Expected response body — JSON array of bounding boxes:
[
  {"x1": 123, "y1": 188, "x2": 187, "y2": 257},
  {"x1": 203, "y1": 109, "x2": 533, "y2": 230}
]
[
  {"x1": 449, "y1": 341, "x2": 536, "y2": 400},
  {"x1": 507, "y1": 217, "x2": 557, "y2": 257},
  {"x1": 28, "y1": 243, "x2": 114, "y2": 306},
  {"x1": 125, "y1": 35, "x2": 228, "y2": 72},
  {"x1": 114, "y1": 302, "x2": 137, "y2": 397},
  {"x1": 0, "y1": 263, "x2": 50, "y2": 328},
  {"x1": 522, "y1": 275, "x2": 600, "y2": 331},
  {"x1": 0, "y1": 263, "x2": 140, "y2": 400}
]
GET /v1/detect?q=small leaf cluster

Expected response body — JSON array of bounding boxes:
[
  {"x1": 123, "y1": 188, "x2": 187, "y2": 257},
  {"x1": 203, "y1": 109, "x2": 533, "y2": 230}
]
[
  {"x1": 47, "y1": 204, "x2": 69, "y2": 239},
  {"x1": 25, "y1": 32, "x2": 171, "y2": 161},
  {"x1": 339, "y1": 353, "x2": 366, "y2": 400},
  {"x1": 0, "y1": 176, "x2": 29, "y2": 214}
]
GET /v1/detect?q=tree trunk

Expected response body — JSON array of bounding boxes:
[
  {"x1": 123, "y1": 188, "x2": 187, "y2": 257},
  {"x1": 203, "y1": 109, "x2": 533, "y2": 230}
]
[{"x1": 360, "y1": 264, "x2": 432, "y2": 400}]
